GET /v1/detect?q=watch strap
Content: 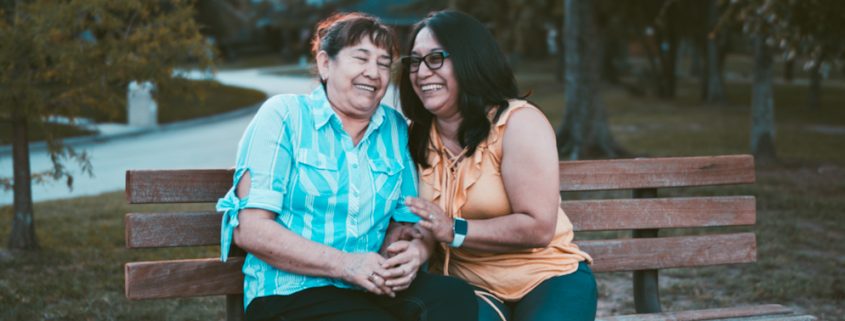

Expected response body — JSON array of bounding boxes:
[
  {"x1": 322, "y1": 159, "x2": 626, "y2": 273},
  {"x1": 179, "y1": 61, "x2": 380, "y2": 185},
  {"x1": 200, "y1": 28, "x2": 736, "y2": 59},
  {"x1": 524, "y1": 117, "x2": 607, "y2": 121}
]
[{"x1": 449, "y1": 218, "x2": 467, "y2": 248}]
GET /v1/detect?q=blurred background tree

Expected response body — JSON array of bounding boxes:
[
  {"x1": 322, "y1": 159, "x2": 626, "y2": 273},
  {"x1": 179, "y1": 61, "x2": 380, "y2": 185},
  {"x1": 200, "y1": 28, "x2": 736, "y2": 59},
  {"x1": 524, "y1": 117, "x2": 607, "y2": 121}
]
[
  {"x1": 0, "y1": 0, "x2": 215, "y2": 251},
  {"x1": 725, "y1": 0, "x2": 845, "y2": 109},
  {"x1": 719, "y1": 0, "x2": 845, "y2": 162},
  {"x1": 555, "y1": 0, "x2": 627, "y2": 159}
]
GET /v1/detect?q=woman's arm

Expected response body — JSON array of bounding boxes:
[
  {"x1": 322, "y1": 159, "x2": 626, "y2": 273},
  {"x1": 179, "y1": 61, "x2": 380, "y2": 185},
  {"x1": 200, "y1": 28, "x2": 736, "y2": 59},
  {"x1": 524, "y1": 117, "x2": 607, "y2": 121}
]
[
  {"x1": 233, "y1": 171, "x2": 396, "y2": 297},
  {"x1": 409, "y1": 107, "x2": 559, "y2": 252}
]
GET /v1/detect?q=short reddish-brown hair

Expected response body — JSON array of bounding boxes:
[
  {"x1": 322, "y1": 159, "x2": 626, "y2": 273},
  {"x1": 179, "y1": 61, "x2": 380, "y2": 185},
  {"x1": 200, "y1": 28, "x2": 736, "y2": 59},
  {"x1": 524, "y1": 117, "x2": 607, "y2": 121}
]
[{"x1": 311, "y1": 12, "x2": 399, "y2": 61}]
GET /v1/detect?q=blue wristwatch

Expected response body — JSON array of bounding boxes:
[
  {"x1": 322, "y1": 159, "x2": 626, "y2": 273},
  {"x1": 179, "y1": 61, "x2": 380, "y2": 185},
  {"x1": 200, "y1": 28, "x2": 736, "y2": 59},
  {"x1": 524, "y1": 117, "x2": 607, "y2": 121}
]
[{"x1": 449, "y1": 218, "x2": 467, "y2": 248}]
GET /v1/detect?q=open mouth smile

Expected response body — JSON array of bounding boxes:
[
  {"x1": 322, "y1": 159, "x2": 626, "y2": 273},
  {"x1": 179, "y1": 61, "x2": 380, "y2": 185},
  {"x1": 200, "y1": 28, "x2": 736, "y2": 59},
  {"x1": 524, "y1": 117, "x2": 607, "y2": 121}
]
[
  {"x1": 355, "y1": 84, "x2": 376, "y2": 92},
  {"x1": 420, "y1": 84, "x2": 444, "y2": 92}
]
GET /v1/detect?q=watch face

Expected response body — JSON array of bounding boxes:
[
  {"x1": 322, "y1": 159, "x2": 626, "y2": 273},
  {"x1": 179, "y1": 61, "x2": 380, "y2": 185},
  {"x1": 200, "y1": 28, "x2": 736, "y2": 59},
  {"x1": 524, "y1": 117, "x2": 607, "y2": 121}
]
[{"x1": 454, "y1": 219, "x2": 468, "y2": 235}]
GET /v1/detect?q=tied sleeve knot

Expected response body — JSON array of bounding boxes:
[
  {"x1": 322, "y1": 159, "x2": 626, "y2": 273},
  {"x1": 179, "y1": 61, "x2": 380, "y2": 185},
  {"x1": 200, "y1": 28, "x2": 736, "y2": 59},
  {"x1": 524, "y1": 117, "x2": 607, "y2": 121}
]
[{"x1": 217, "y1": 186, "x2": 249, "y2": 262}]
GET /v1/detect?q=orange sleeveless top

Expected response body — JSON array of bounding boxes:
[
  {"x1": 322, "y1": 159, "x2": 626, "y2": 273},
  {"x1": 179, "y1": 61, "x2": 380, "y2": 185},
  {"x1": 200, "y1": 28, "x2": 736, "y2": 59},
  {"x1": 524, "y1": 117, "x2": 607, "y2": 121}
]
[{"x1": 420, "y1": 100, "x2": 592, "y2": 302}]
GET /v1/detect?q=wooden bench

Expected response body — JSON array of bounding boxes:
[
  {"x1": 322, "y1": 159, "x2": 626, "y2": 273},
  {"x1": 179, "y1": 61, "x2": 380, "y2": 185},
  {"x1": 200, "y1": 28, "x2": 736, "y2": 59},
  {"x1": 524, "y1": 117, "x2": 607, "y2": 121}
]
[{"x1": 123, "y1": 154, "x2": 817, "y2": 321}]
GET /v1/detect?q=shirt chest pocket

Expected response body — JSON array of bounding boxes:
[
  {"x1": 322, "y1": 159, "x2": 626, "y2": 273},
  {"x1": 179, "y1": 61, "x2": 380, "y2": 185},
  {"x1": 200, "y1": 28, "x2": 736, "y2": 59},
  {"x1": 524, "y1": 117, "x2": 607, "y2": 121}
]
[
  {"x1": 370, "y1": 158, "x2": 403, "y2": 200},
  {"x1": 295, "y1": 149, "x2": 339, "y2": 196}
]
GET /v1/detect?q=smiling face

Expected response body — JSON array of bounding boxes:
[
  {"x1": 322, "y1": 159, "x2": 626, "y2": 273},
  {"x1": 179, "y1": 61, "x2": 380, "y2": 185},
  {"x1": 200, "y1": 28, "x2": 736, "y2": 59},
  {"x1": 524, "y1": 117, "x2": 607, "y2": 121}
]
[
  {"x1": 410, "y1": 27, "x2": 460, "y2": 119},
  {"x1": 317, "y1": 35, "x2": 392, "y2": 120}
]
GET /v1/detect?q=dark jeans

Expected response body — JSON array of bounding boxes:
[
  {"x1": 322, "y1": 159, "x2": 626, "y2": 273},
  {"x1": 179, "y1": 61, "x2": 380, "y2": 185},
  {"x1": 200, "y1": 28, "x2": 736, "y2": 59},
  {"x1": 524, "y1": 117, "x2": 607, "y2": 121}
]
[
  {"x1": 476, "y1": 262, "x2": 597, "y2": 321},
  {"x1": 245, "y1": 272, "x2": 478, "y2": 321}
]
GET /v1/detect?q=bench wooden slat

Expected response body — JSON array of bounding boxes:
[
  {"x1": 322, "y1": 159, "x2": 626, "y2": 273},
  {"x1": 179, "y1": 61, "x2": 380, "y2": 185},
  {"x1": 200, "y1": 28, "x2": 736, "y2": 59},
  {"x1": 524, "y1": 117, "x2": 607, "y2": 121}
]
[
  {"x1": 595, "y1": 304, "x2": 793, "y2": 321},
  {"x1": 126, "y1": 169, "x2": 234, "y2": 204},
  {"x1": 124, "y1": 233, "x2": 755, "y2": 299},
  {"x1": 576, "y1": 233, "x2": 756, "y2": 273},
  {"x1": 565, "y1": 196, "x2": 756, "y2": 232},
  {"x1": 125, "y1": 257, "x2": 245, "y2": 300},
  {"x1": 124, "y1": 156, "x2": 755, "y2": 204},
  {"x1": 124, "y1": 196, "x2": 755, "y2": 248},
  {"x1": 559, "y1": 155, "x2": 755, "y2": 192},
  {"x1": 126, "y1": 212, "x2": 222, "y2": 248}
]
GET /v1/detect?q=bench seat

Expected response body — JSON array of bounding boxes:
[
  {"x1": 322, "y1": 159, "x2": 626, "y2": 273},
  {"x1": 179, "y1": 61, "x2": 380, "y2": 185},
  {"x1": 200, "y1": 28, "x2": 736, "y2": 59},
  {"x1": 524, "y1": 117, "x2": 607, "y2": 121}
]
[{"x1": 124, "y1": 155, "x2": 816, "y2": 320}]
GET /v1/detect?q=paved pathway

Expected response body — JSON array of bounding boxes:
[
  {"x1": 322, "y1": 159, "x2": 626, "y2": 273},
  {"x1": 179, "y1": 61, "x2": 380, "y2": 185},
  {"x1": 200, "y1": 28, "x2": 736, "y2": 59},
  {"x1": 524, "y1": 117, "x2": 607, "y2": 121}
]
[{"x1": 0, "y1": 67, "x2": 399, "y2": 205}]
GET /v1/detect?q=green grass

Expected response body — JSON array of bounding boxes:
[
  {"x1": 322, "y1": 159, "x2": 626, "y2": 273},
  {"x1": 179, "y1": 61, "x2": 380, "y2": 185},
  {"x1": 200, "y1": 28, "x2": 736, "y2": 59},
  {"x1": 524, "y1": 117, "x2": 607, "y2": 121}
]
[
  {"x1": 264, "y1": 69, "x2": 317, "y2": 78},
  {"x1": 215, "y1": 54, "x2": 292, "y2": 71},
  {"x1": 0, "y1": 81, "x2": 267, "y2": 146},
  {"x1": 521, "y1": 70, "x2": 845, "y2": 163},
  {"x1": 0, "y1": 193, "x2": 224, "y2": 320},
  {"x1": 0, "y1": 122, "x2": 97, "y2": 147},
  {"x1": 79, "y1": 81, "x2": 267, "y2": 125}
]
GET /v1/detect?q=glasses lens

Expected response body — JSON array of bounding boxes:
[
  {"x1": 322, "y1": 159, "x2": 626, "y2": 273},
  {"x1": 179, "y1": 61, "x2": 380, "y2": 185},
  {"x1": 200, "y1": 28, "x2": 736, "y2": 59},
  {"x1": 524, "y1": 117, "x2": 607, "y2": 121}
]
[
  {"x1": 426, "y1": 53, "x2": 444, "y2": 69},
  {"x1": 402, "y1": 57, "x2": 422, "y2": 72}
]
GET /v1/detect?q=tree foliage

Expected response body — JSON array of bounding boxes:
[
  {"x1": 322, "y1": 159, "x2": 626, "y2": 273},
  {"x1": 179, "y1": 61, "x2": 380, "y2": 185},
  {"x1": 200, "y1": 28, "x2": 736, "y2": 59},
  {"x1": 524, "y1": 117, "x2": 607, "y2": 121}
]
[
  {"x1": 724, "y1": 0, "x2": 845, "y2": 64},
  {"x1": 394, "y1": 0, "x2": 560, "y2": 62},
  {"x1": 723, "y1": 0, "x2": 845, "y2": 108},
  {"x1": 0, "y1": 0, "x2": 214, "y2": 189},
  {"x1": 0, "y1": 0, "x2": 215, "y2": 250}
]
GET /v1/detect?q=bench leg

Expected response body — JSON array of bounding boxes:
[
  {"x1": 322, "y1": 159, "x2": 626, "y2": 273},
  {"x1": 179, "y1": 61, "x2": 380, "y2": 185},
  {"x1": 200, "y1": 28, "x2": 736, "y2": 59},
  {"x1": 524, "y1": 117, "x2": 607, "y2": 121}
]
[
  {"x1": 226, "y1": 244, "x2": 247, "y2": 321},
  {"x1": 633, "y1": 266, "x2": 661, "y2": 313},
  {"x1": 632, "y1": 188, "x2": 662, "y2": 314},
  {"x1": 226, "y1": 294, "x2": 245, "y2": 321}
]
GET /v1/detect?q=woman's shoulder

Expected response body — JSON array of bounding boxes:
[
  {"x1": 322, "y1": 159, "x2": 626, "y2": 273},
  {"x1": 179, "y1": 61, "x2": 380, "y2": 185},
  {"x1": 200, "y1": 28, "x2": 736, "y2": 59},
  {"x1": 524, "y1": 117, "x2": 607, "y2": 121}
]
[
  {"x1": 255, "y1": 93, "x2": 312, "y2": 120},
  {"x1": 485, "y1": 99, "x2": 550, "y2": 153},
  {"x1": 495, "y1": 99, "x2": 544, "y2": 128}
]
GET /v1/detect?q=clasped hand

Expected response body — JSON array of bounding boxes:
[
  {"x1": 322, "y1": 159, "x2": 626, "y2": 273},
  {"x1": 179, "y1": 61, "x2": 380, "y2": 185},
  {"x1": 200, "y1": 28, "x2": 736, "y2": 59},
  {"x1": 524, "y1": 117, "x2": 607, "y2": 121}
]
[
  {"x1": 340, "y1": 227, "x2": 426, "y2": 297},
  {"x1": 353, "y1": 196, "x2": 453, "y2": 296}
]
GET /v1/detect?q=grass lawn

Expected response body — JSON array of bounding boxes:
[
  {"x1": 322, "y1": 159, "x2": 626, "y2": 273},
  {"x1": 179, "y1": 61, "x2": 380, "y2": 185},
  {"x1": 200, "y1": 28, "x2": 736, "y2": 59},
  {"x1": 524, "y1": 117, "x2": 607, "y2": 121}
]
[
  {"x1": 77, "y1": 81, "x2": 267, "y2": 125},
  {"x1": 0, "y1": 81, "x2": 267, "y2": 146},
  {"x1": 0, "y1": 56, "x2": 843, "y2": 320},
  {"x1": 0, "y1": 123, "x2": 97, "y2": 147},
  {"x1": 215, "y1": 54, "x2": 292, "y2": 71},
  {"x1": 264, "y1": 68, "x2": 317, "y2": 78}
]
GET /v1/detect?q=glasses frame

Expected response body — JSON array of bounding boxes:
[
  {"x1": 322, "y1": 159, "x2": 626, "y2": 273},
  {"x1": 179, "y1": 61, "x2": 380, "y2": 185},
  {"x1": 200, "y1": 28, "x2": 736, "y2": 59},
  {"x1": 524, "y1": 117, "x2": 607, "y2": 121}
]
[{"x1": 401, "y1": 52, "x2": 451, "y2": 73}]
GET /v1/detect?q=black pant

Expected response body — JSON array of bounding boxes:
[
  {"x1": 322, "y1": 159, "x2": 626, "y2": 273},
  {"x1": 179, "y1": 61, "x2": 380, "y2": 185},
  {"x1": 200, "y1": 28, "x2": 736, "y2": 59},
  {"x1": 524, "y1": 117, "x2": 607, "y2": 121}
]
[
  {"x1": 476, "y1": 262, "x2": 597, "y2": 321},
  {"x1": 245, "y1": 272, "x2": 478, "y2": 321}
]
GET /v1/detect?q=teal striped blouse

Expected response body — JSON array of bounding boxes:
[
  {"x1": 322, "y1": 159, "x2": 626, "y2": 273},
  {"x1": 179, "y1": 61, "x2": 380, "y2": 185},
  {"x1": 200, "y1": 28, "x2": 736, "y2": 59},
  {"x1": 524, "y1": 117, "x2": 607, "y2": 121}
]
[{"x1": 217, "y1": 87, "x2": 420, "y2": 309}]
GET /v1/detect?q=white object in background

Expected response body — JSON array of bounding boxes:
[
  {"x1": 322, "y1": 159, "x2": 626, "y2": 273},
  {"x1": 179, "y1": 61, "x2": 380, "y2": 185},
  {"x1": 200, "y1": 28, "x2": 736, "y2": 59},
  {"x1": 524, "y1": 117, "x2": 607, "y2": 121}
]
[{"x1": 128, "y1": 81, "x2": 158, "y2": 127}]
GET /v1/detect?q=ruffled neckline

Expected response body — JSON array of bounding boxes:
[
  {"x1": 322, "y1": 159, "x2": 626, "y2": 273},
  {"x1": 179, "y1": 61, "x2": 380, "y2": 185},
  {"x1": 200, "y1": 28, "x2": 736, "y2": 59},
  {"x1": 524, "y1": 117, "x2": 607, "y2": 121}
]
[{"x1": 420, "y1": 99, "x2": 531, "y2": 219}]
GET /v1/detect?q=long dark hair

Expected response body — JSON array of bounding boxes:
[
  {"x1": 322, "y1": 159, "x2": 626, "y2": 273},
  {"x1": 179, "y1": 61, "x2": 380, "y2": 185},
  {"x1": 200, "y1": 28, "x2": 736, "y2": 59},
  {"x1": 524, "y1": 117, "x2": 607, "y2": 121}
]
[{"x1": 399, "y1": 10, "x2": 522, "y2": 169}]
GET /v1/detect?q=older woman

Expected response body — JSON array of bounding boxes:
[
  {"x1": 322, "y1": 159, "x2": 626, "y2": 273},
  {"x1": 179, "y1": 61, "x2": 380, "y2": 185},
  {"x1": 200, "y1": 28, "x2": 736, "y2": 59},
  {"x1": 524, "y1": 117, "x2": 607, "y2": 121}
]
[
  {"x1": 395, "y1": 10, "x2": 597, "y2": 321},
  {"x1": 216, "y1": 13, "x2": 477, "y2": 321}
]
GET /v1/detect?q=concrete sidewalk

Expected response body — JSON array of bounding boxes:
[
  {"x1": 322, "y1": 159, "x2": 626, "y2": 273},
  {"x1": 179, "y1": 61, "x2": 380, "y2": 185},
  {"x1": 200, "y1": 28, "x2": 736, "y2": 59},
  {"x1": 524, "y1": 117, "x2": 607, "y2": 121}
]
[{"x1": 0, "y1": 66, "x2": 392, "y2": 205}]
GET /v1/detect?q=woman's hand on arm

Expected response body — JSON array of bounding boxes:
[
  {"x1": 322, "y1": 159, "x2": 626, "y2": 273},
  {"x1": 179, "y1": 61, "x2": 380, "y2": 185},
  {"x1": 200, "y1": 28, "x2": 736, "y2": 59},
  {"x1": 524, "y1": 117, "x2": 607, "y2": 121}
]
[
  {"x1": 406, "y1": 107, "x2": 559, "y2": 252},
  {"x1": 233, "y1": 171, "x2": 397, "y2": 297},
  {"x1": 379, "y1": 225, "x2": 435, "y2": 292},
  {"x1": 380, "y1": 221, "x2": 422, "y2": 258}
]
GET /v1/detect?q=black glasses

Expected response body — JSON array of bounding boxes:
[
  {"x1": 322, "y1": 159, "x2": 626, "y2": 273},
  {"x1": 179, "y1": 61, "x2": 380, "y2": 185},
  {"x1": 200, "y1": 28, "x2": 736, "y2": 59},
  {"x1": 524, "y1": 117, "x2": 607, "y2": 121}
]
[{"x1": 400, "y1": 52, "x2": 450, "y2": 73}]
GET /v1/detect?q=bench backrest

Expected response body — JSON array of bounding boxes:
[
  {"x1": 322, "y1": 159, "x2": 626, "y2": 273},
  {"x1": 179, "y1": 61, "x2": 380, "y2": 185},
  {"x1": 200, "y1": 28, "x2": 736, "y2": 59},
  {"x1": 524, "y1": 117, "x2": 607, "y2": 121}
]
[{"x1": 124, "y1": 154, "x2": 756, "y2": 300}]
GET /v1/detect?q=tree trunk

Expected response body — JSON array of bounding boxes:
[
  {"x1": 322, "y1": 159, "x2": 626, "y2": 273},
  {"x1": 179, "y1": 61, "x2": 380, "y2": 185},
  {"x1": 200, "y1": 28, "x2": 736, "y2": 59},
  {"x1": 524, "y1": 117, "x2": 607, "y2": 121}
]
[
  {"x1": 555, "y1": 0, "x2": 626, "y2": 160},
  {"x1": 555, "y1": 23, "x2": 565, "y2": 83},
  {"x1": 750, "y1": 34, "x2": 777, "y2": 163},
  {"x1": 696, "y1": 38, "x2": 709, "y2": 101},
  {"x1": 658, "y1": 35, "x2": 679, "y2": 98},
  {"x1": 690, "y1": 39, "x2": 702, "y2": 78},
  {"x1": 638, "y1": 33, "x2": 662, "y2": 96},
  {"x1": 656, "y1": 3, "x2": 679, "y2": 99},
  {"x1": 808, "y1": 60, "x2": 821, "y2": 109},
  {"x1": 601, "y1": 38, "x2": 620, "y2": 85},
  {"x1": 8, "y1": 117, "x2": 40, "y2": 251},
  {"x1": 704, "y1": 0, "x2": 729, "y2": 105},
  {"x1": 784, "y1": 58, "x2": 794, "y2": 83}
]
